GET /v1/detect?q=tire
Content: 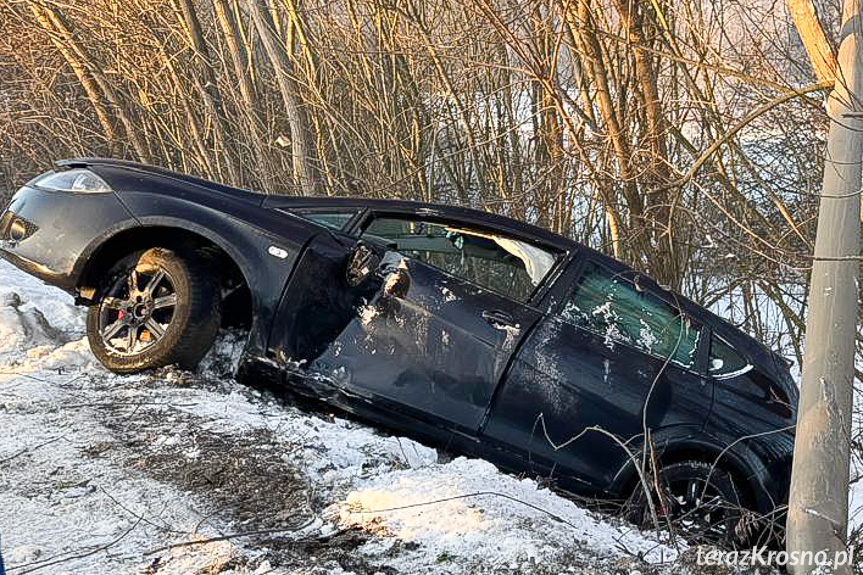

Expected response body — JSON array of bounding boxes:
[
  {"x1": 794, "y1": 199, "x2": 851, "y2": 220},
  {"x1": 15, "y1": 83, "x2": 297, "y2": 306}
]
[
  {"x1": 86, "y1": 248, "x2": 221, "y2": 374},
  {"x1": 628, "y1": 460, "x2": 744, "y2": 546}
]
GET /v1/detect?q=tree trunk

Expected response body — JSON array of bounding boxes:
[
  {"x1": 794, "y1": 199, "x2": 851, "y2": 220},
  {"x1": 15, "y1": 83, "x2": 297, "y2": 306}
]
[
  {"x1": 155, "y1": 40, "x2": 216, "y2": 179},
  {"x1": 785, "y1": 0, "x2": 838, "y2": 83},
  {"x1": 247, "y1": 0, "x2": 319, "y2": 195},
  {"x1": 786, "y1": 0, "x2": 863, "y2": 572},
  {"x1": 212, "y1": 0, "x2": 275, "y2": 188},
  {"x1": 33, "y1": 2, "x2": 151, "y2": 163},
  {"x1": 28, "y1": 4, "x2": 115, "y2": 154},
  {"x1": 174, "y1": 0, "x2": 241, "y2": 185}
]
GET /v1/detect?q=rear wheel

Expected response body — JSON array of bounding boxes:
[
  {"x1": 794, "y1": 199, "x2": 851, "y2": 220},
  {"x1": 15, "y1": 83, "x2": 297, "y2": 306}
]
[
  {"x1": 628, "y1": 460, "x2": 744, "y2": 546},
  {"x1": 86, "y1": 248, "x2": 221, "y2": 374}
]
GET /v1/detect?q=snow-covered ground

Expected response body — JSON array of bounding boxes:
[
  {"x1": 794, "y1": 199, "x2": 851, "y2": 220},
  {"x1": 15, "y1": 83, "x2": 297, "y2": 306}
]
[{"x1": 0, "y1": 258, "x2": 757, "y2": 574}]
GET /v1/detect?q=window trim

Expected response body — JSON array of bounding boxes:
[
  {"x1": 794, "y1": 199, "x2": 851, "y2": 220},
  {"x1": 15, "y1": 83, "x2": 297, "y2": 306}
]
[{"x1": 356, "y1": 210, "x2": 566, "y2": 306}]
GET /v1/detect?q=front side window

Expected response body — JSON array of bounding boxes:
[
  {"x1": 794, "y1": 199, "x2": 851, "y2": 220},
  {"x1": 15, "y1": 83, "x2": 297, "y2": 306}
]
[
  {"x1": 561, "y1": 261, "x2": 700, "y2": 368},
  {"x1": 361, "y1": 216, "x2": 557, "y2": 302}
]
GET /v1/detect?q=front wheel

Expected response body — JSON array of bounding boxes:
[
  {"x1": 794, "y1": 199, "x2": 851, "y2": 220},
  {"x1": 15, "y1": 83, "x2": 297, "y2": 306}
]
[{"x1": 86, "y1": 248, "x2": 221, "y2": 374}]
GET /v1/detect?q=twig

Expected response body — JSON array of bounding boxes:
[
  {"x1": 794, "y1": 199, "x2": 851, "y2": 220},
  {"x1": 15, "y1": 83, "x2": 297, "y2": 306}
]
[
  {"x1": 62, "y1": 401, "x2": 199, "y2": 409},
  {"x1": 99, "y1": 486, "x2": 187, "y2": 535},
  {"x1": 9, "y1": 517, "x2": 142, "y2": 574},
  {"x1": 143, "y1": 517, "x2": 320, "y2": 556},
  {"x1": 346, "y1": 490, "x2": 585, "y2": 533},
  {"x1": 0, "y1": 434, "x2": 65, "y2": 466}
]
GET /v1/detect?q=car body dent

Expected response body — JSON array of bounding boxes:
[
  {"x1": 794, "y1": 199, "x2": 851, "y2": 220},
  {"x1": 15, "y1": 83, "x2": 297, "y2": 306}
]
[
  {"x1": 312, "y1": 255, "x2": 542, "y2": 433},
  {"x1": 482, "y1": 315, "x2": 714, "y2": 490}
]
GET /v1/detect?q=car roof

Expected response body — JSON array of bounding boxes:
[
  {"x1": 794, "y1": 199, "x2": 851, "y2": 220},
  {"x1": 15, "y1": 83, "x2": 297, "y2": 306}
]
[
  {"x1": 262, "y1": 195, "x2": 574, "y2": 252},
  {"x1": 287, "y1": 196, "x2": 785, "y2": 364}
]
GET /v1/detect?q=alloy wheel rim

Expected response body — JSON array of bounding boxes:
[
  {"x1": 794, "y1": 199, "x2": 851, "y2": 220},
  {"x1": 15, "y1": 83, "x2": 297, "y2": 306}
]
[
  {"x1": 660, "y1": 476, "x2": 735, "y2": 542},
  {"x1": 98, "y1": 265, "x2": 178, "y2": 355}
]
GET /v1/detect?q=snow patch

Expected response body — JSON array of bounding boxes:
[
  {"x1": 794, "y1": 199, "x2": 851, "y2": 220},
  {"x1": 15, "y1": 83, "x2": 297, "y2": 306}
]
[{"x1": 337, "y1": 458, "x2": 679, "y2": 567}]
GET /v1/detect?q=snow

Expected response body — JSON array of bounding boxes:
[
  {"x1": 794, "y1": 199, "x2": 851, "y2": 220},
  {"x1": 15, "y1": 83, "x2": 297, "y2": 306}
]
[
  {"x1": 848, "y1": 357, "x2": 863, "y2": 534},
  {"x1": 337, "y1": 458, "x2": 676, "y2": 566},
  {"x1": 0, "y1": 258, "x2": 699, "y2": 574}
]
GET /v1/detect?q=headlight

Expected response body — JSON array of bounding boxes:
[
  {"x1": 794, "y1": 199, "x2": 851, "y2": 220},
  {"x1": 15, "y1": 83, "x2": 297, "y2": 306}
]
[{"x1": 32, "y1": 168, "x2": 112, "y2": 193}]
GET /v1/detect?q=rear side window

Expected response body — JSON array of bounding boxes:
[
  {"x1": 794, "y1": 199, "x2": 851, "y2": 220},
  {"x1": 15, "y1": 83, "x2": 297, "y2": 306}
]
[
  {"x1": 362, "y1": 216, "x2": 557, "y2": 302},
  {"x1": 708, "y1": 336, "x2": 752, "y2": 378},
  {"x1": 561, "y1": 261, "x2": 700, "y2": 368},
  {"x1": 298, "y1": 211, "x2": 357, "y2": 230}
]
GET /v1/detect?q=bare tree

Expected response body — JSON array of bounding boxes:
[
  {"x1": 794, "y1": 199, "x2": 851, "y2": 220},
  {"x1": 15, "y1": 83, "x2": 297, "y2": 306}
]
[
  {"x1": 786, "y1": 0, "x2": 839, "y2": 83},
  {"x1": 0, "y1": 6, "x2": 854, "y2": 503},
  {"x1": 173, "y1": 0, "x2": 242, "y2": 183},
  {"x1": 247, "y1": 0, "x2": 319, "y2": 195}
]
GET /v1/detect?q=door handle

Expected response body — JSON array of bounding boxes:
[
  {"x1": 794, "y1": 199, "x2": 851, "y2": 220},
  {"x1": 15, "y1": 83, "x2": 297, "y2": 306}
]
[{"x1": 482, "y1": 309, "x2": 517, "y2": 328}]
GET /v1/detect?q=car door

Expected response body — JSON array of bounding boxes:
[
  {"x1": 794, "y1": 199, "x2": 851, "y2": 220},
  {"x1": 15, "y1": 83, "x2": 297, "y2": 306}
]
[
  {"x1": 299, "y1": 212, "x2": 561, "y2": 433},
  {"x1": 482, "y1": 256, "x2": 709, "y2": 490}
]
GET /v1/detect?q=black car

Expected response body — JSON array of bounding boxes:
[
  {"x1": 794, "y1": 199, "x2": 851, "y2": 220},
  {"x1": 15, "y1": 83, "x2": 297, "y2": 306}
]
[{"x1": 0, "y1": 158, "x2": 796, "y2": 541}]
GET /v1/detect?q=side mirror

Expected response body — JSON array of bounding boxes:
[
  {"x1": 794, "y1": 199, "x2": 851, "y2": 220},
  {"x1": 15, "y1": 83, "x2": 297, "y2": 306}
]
[{"x1": 345, "y1": 242, "x2": 381, "y2": 288}]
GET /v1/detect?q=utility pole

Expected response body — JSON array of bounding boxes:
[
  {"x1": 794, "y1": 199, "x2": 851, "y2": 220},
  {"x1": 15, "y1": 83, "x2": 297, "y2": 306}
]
[{"x1": 786, "y1": 0, "x2": 863, "y2": 572}]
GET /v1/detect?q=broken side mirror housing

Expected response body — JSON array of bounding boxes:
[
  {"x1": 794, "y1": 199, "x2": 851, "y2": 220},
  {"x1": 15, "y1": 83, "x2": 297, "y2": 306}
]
[{"x1": 345, "y1": 241, "x2": 381, "y2": 288}]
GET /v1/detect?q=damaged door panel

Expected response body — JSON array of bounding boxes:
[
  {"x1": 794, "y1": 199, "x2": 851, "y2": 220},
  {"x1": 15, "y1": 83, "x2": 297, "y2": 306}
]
[
  {"x1": 309, "y1": 252, "x2": 541, "y2": 431},
  {"x1": 268, "y1": 230, "x2": 364, "y2": 369},
  {"x1": 273, "y1": 213, "x2": 559, "y2": 433}
]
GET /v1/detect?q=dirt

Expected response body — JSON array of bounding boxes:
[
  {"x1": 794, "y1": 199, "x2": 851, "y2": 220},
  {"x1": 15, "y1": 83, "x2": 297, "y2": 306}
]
[{"x1": 74, "y1": 369, "x2": 400, "y2": 573}]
